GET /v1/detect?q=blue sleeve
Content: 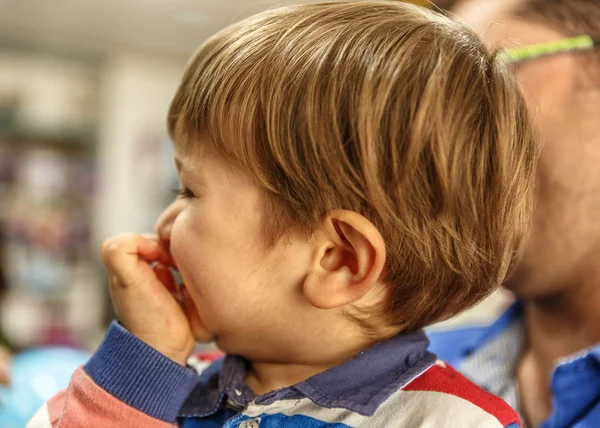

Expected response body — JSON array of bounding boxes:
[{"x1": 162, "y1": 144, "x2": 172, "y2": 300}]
[{"x1": 84, "y1": 321, "x2": 199, "y2": 422}]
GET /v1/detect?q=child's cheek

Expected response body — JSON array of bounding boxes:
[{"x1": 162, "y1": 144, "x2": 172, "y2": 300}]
[{"x1": 169, "y1": 220, "x2": 190, "y2": 275}]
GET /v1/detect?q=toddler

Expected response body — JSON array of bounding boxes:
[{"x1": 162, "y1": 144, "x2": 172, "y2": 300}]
[{"x1": 29, "y1": 1, "x2": 536, "y2": 427}]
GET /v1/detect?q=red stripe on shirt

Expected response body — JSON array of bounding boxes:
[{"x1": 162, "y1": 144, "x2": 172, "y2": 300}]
[{"x1": 404, "y1": 361, "x2": 521, "y2": 427}]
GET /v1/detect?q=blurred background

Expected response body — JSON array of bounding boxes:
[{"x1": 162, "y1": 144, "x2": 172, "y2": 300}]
[{"x1": 0, "y1": 0, "x2": 505, "y2": 372}]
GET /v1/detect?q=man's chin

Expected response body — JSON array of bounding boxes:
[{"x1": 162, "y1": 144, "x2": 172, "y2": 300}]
[
  {"x1": 503, "y1": 263, "x2": 565, "y2": 301},
  {"x1": 503, "y1": 265, "x2": 536, "y2": 297}
]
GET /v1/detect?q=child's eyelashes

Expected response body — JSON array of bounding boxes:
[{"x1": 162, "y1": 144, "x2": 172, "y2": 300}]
[{"x1": 171, "y1": 187, "x2": 196, "y2": 199}]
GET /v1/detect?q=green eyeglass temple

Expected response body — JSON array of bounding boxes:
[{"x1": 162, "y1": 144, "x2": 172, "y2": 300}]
[{"x1": 501, "y1": 35, "x2": 599, "y2": 64}]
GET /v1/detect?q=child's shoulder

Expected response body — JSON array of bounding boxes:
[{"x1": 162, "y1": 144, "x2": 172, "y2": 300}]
[
  {"x1": 218, "y1": 357, "x2": 521, "y2": 428},
  {"x1": 188, "y1": 352, "x2": 521, "y2": 427},
  {"x1": 391, "y1": 360, "x2": 521, "y2": 427}
]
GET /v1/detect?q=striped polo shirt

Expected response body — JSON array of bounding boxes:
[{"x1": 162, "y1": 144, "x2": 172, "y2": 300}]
[{"x1": 29, "y1": 321, "x2": 521, "y2": 427}]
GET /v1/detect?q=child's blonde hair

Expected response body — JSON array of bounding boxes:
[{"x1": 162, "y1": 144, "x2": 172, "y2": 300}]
[{"x1": 168, "y1": 1, "x2": 537, "y2": 331}]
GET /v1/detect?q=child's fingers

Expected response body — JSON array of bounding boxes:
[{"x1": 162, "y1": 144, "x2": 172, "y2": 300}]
[
  {"x1": 153, "y1": 264, "x2": 178, "y2": 295},
  {"x1": 141, "y1": 233, "x2": 159, "y2": 242},
  {"x1": 140, "y1": 233, "x2": 172, "y2": 266},
  {"x1": 181, "y1": 286, "x2": 202, "y2": 327},
  {"x1": 180, "y1": 285, "x2": 212, "y2": 342},
  {"x1": 140, "y1": 233, "x2": 176, "y2": 269},
  {"x1": 0, "y1": 346, "x2": 11, "y2": 386},
  {"x1": 102, "y1": 234, "x2": 171, "y2": 278},
  {"x1": 101, "y1": 234, "x2": 145, "y2": 277},
  {"x1": 138, "y1": 238, "x2": 171, "y2": 266}
]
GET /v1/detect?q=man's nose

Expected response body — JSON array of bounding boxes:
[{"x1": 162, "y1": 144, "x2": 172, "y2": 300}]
[{"x1": 156, "y1": 199, "x2": 185, "y2": 245}]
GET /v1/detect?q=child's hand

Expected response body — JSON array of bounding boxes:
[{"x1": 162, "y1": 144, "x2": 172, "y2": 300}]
[
  {"x1": 101, "y1": 234, "x2": 195, "y2": 366},
  {"x1": 0, "y1": 346, "x2": 11, "y2": 386}
]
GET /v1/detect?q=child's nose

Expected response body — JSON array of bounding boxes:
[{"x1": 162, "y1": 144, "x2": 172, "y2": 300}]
[{"x1": 156, "y1": 200, "x2": 184, "y2": 245}]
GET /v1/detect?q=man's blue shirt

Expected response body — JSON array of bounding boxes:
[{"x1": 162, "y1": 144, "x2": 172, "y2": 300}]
[{"x1": 428, "y1": 302, "x2": 600, "y2": 428}]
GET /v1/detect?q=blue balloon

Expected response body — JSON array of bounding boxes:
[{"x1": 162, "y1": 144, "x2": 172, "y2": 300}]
[{"x1": 0, "y1": 347, "x2": 89, "y2": 427}]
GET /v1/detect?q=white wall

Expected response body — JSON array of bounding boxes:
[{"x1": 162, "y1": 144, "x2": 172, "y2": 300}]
[
  {"x1": 94, "y1": 52, "x2": 186, "y2": 243},
  {"x1": 0, "y1": 52, "x2": 97, "y2": 134}
]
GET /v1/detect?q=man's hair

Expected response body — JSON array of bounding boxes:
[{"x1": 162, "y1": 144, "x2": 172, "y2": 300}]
[{"x1": 168, "y1": 1, "x2": 537, "y2": 332}]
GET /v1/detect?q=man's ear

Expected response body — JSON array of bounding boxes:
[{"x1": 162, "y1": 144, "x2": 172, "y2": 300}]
[{"x1": 304, "y1": 210, "x2": 386, "y2": 310}]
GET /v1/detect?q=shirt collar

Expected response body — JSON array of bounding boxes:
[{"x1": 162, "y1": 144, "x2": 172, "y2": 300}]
[
  {"x1": 179, "y1": 329, "x2": 435, "y2": 418},
  {"x1": 178, "y1": 358, "x2": 226, "y2": 418},
  {"x1": 459, "y1": 301, "x2": 600, "y2": 428}
]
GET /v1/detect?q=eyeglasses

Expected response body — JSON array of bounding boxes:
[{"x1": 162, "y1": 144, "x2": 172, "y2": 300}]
[{"x1": 501, "y1": 35, "x2": 599, "y2": 65}]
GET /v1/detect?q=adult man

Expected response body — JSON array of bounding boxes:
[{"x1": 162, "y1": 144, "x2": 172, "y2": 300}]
[{"x1": 429, "y1": 1, "x2": 600, "y2": 427}]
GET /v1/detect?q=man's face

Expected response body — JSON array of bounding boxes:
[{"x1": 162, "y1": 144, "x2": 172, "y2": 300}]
[{"x1": 453, "y1": 1, "x2": 600, "y2": 299}]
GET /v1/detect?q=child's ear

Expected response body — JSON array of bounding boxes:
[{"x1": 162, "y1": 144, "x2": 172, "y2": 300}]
[{"x1": 304, "y1": 210, "x2": 386, "y2": 309}]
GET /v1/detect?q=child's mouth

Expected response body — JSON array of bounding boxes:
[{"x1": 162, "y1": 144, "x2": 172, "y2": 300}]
[{"x1": 172, "y1": 268, "x2": 183, "y2": 285}]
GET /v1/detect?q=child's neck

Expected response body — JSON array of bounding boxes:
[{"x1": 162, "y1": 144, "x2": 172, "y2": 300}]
[
  {"x1": 245, "y1": 324, "x2": 403, "y2": 395},
  {"x1": 246, "y1": 361, "x2": 337, "y2": 395}
]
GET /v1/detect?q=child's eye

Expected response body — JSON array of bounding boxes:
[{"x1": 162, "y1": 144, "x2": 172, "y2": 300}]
[{"x1": 172, "y1": 187, "x2": 196, "y2": 199}]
